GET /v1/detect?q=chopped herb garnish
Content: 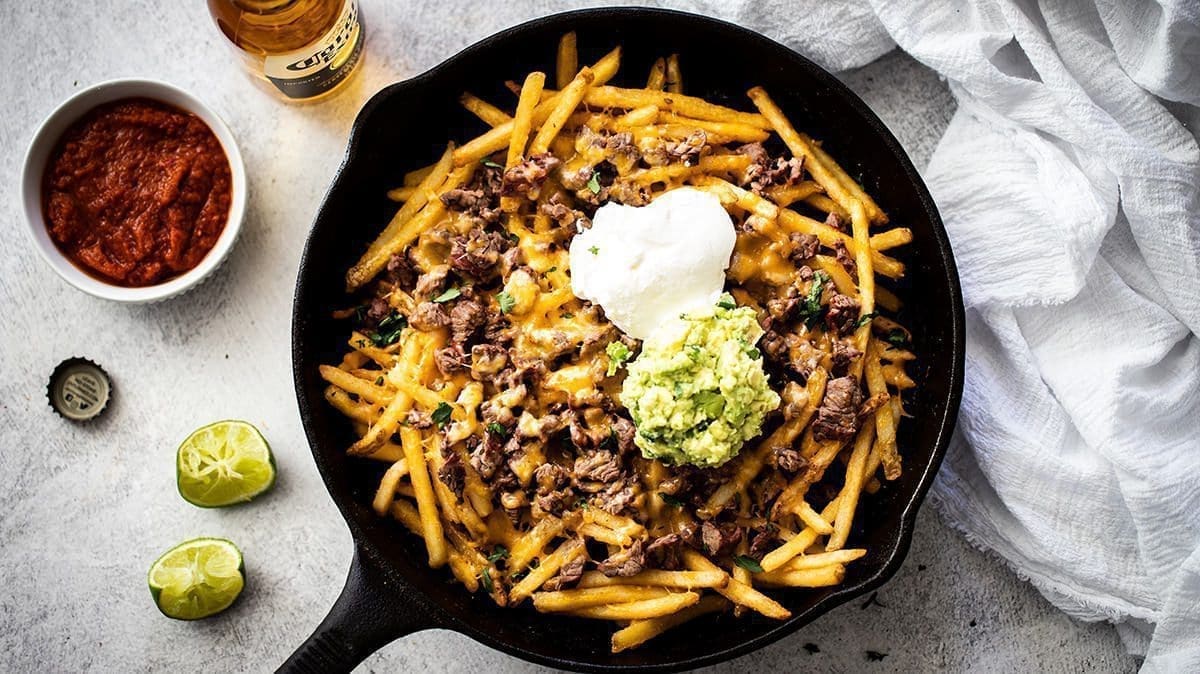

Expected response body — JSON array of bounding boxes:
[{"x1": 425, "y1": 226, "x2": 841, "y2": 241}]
[
  {"x1": 560, "y1": 312, "x2": 574, "y2": 319},
  {"x1": 480, "y1": 569, "x2": 494, "y2": 593},
  {"x1": 685, "y1": 344, "x2": 702, "y2": 362},
  {"x1": 432, "y1": 287, "x2": 461, "y2": 303},
  {"x1": 431, "y1": 402, "x2": 453, "y2": 428},
  {"x1": 496, "y1": 290, "x2": 515, "y2": 314},
  {"x1": 368, "y1": 311, "x2": 408, "y2": 347},
  {"x1": 746, "y1": 347, "x2": 761, "y2": 359},
  {"x1": 586, "y1": 172, "x2": 601, "y2": 194},
  {"x1": 375, "y1": 376, "x2": 385, "y2": 386},
  {"x1": 733, "y1": 555, "x2": 764, "y2": 573},
  {"x1": 659, "y1": 492, "x2": 685, "y2": 508},
  {"x1": 353, "y1": 304, "x2": 367, "y2": 323},
  {"x1": 575, "y1": 498, "x2": 590, "y2": 510},
  {"x1": 885, "y1": 329, "x2": 909, "y2": 348},
  {"x1": 606, "y1": 341, "x2": 631, "y2": 376},
  {"x1": 588, "y1": 245, "x2": 600, "y2": 255},
  {"x1": 694, "y1": 390, "x2": 725, "y2": 418},
  {"x1": 480, "y1": 158, "x2": 503, "y2": 169},
  {"x1": 716, "y1": 293, "x2": 736, "y2": 310},
  {"x1": 486, "y1": 422, "x2": 508, "y2": 437},
  {"x1": 487, "y1": 546, "x2": 509, "y2": 563},
  {"x1": 855, "y1": 312, "x2": 879, "y2": 329},
  {"x1": 797, "y1": 271, "x2": 830, "y2": 327}
]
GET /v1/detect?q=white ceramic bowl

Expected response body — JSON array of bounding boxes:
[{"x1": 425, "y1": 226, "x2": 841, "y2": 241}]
[{"x1": 20, "y1": 79, "x2": 247, "y2": 303}]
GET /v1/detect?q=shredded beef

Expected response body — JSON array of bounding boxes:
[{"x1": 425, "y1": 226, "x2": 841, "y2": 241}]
[
  {"x1": 748, "y1": 529, "x2": 775, "y2": 560},
  {"x1": 831, "y1": 340, "x2": 863, "y2": 377},
  {"x1": 434, "y1": 345, "x2": 469, "y2": 376},
  {"x1": 405, "y1": 409, "x2": 432, "y2": 430},
  {"x1": 449, "y1": 300, "x2": 487, "y2": 345},
  {"x1": 596, "y1": 482, "x2": 636, "y2": 515},
  {"x1": 470, "y1": 434, "x2": 504, "y2": 479},
  {"x1": 598, "y1": 539, "x2": 645, "y2": 577},
  {"x1": 700, "y1": 521, "x2": 744, "y2": 557},
  {"x1": 566, "y1": 409, "x2": 610, "y2": 450},
  {"x1": 450, "y1": 228, "x2": 506, "y2": 281},
  {"x1": 438, "y1": 451, "x2": 465, "y2": 499},
  {"x1": 364, "y1": 297, "x2": 392, "y2": 325},
  {"x1": 665, "y1": 130, "x2": 707, "y2": 166},
  {"x1": 825, "y1": 211, "x2": 844, "y2": 231},
  {"x1": 413, "y1": 266, "x2": 450, "y2": 301},
  {"x1": 645, "y1": 534, "x2": 684, "y2": 571},
  {"x1": 833, "y1": 240, "x2": 857, "y2": 277},
  {"x1": 440, "y1": 164, "x2": 502, "y2": 224},
  {"x1": 470, "y1": 344, "x2": 508, "y2": 380},
  {"x1": 573, "y1": 450, "x2": 623, "y2": 484},
  {"x1": 766, "y1": 286, "x2": 800, "y2": 322},
  {"x1": 542, "y1": 554, "x2": 586, "y2": 591},
  {"x1": 773, "y1": 445, "x2": 807, "y2": 474},
  {"x1": 610, "y1": 416, "x2": 637, "y2": 456},
  {"x1": 824, "y1": 293, "x2": 861, "y2": 337},
  {"x1": 740, "y1": 142, "x2": 804, "y2": 193},
  {"x1": 501, "y1": 153, "x2": 561, "y2": 199},
  {"x1": 385, "y1": 252, "x2": 417, "y2": 288},
  {"x1": 789, "y1": 233, "x2": 820, "y2": 263},
  {"x1": 812, "y1": 376, "x2": 863, "y2": 443},
  {"x1": 409, "y1": 301, "x2": 449, "y2": 331}
]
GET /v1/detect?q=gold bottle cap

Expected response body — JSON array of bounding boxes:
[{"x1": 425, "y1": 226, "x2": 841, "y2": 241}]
[{"x1": 48, "y1": 358, "x2": 111, "y2": 422}]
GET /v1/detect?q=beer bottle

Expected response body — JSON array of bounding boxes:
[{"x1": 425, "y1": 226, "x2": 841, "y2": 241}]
[{"x1": 207, "y1": 0, "x2": 365, "y2": 102}]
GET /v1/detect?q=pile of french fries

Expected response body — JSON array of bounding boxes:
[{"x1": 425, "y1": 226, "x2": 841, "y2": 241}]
[{"x1": 320, "y1": 32, "x2": 917, "y2": 652}]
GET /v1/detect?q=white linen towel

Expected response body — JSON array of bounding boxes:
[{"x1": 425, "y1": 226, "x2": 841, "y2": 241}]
[{"x1": 671, "y1": 0, "x2": 1200, "y2": 669}]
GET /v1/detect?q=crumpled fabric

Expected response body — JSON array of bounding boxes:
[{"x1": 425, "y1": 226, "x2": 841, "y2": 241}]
[{"x1": 668, "y1": 0, "x2": 1200, "y2": 669}]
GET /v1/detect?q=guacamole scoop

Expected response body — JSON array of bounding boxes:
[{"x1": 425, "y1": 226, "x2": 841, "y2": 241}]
[{"x1": 620, "y1": 296, "x2": 780, "y2": 468}]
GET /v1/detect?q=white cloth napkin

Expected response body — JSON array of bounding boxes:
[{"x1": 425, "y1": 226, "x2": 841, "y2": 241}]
[{"x1": 671, "y1": 0, "x2": 1200, "y2": 669}]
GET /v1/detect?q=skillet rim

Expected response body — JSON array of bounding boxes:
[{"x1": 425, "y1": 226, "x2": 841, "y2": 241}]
[{"x1": 291, "y1": 6, "x2": 965, "y2": 671}]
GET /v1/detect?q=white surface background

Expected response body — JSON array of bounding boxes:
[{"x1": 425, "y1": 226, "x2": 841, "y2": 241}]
[{"x1": 0, "y1": 1, "x2": 1137, "y2": 671}]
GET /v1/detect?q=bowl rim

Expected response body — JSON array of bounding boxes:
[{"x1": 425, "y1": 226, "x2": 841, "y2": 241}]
[
  {"x1": 20, "y1": 77, "x2": 247, "y2": 304},
  {"x1": 292, "y1": 6, "x2": 965, "y2": 672}
]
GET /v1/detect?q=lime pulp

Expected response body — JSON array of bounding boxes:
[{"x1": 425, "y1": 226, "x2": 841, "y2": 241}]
[
  {"x1": 148, "y1": 538, "x2": 245, "y2": 620},
  {"x1": 176, "y1": 420, "x2": 276, "y2": 507}
]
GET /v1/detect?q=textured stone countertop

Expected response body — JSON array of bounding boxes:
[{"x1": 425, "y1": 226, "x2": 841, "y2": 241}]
[{"x1": 0, "y1": 1, "x2": 1137, "y2": 672}]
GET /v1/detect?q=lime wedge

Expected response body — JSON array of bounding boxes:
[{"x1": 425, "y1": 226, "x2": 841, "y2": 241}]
[
  {"x1": 148, "y1": 538, "x2": 245, "y2": 620},
  {"x1": 176, "y1": 420, "x2": 276, "y2": 507}
]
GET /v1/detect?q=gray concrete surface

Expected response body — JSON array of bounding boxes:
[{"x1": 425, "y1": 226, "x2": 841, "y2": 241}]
[{"x1": 0, "y1": 1, "x2": 1136, "y2": 672}]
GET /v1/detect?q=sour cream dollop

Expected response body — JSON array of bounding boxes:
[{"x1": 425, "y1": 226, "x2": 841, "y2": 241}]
[{"x1": 568, "y1": 188, "x2": 735, "y2": 341}]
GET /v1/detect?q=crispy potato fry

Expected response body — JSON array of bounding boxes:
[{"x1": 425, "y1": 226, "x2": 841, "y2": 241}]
[
  {"x1": 611, "y1": 596, "x2": 729, "y2": 653},
  {"x1": 510, "y1": 538, "x2": 586, "y2": 603},
  {"x1": 583, "y1": 86, "x2": 770, "y2": 129},
  {"x1": 372, "y1": 458, "x2": 410, "y2": 515},
  {"x1": 460, "y1": 92, "x2": 512, "y2": 127},
  {"x1": 556, "y1": 31, "x2": 578, "y2": 89},
  {"x1": 829, "y1": 423, "x2": 876, "y2": 550},
  {"x1": 665, "y1": 54, "x2": 682, "y2": 93},
  {"x1": 399, "y1": 426, "x2": 447, "y2": 567},
  {"x1": 530, "y1": 66, "x2": 595, "y2": 155},
  {"x1": 757, "y1": 564, "x2": 845, "y2": 587},
  {"x1": 577, "y1": 570, "x2": 728, "y2": 590},
  {"x1": 564, "y1": 592, "x2": 700, "y2": 620},
  {"x1": 682, "y1": 550, "x2": 790, "y2": 620},
  {"x1": 646, "y1": 57, "x2": 667, "y2": 90},
  {"x1": 534, "y1": 585, "x2": 671, "y2": 612}
]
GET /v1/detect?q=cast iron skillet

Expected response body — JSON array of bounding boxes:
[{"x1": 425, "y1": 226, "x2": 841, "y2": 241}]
[{"x1": 286, "y1": 7, "x2": 964, "y2": 672}]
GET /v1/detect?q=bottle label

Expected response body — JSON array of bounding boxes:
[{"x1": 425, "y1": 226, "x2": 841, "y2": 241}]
[{"x1": 263, "y1": 1, "x2": 363, "y2": 100}]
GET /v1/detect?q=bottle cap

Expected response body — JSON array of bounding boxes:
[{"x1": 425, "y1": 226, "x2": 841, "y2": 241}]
[{"x1": 48, "y1": 358, "x2": 112, "y2": 422}]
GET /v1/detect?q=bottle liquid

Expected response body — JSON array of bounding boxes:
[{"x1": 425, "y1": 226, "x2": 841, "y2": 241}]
[{"x1": 207, "y1": 0, "x2": 364, "y2": 102}]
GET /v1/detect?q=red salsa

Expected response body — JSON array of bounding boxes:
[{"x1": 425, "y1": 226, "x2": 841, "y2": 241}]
[{"x1": 43, "y1": 98, "x2": 232, "y2": 287}]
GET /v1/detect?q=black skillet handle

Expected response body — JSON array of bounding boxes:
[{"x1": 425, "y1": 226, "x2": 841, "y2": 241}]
[{"x1": 277, "y1": 548, "x2": 437, "y2": 673}]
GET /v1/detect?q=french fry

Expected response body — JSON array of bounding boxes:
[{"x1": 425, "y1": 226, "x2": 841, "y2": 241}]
[
  {"x1": 577, "y1": 570, "x2": 727, "y2": 590},
  {"x1": 802, "y1": 131, "x2": 886, "y2": 224},
  {"x1": 389, "y1": 498, "x2": 423, "y2": 534},
  {"x1": 508, "y1": 516, "x2": 565, "y2": 574},
  {"x1": 778, "y1": 549, "x2": 867, "y2": 571},
  {"x1": 319, "y1": 364, "x2": 391, "y2": 405},
  {"x1": 665, "y1": 54, "x2": 682, "y2": 93},
  {"x1": 372, "y1": 458, "x2": 410, "y2": 515},
  {"x1": 756, "y1": 564, "x2": 845, "y2": 588},
  {"x1": 870, "y1": 227, "x2": 912, "y2": 251},
  {"x1": 583, "y1": 86, "x2": 771, "y2": 129},
  {"x1": 866, "y1": 340, "x2": 900, "y2": 479},
  {"x1": 564, "y1": 592, "x2": 699, "y2": 621},
  {"x1": 611, "y1": 596, "x2": 729, "y2": 653},
  {"x1": 386, "y1": 185, "x2": 416, "y2": 202},
  {"x1": 530, "y1": 67, "x2": 595, "y2": 155},
  {"x1": 324, "y1": 386, "x2": 378, "y2": 426},
  {"x1": 460, "y1": 92, "x2": 512, "y2": 127},
  {"x1": 399, "y1": 426, "x2": 447, "y2": 567},
  {"x1": 767, "y1": 181, "x2": 823, "y2": 207},
  {"x1": 794, "y1": 499, "x2": 835, "y2": 535},
  {"x1": 760, "y1": 497, "x2": 841, "y2": 572},
  {"x1": 556, "y1": 31, "x2": 578, "y2": 89},
  {"x1": 646, "y1": 57, "x2": 666, "y2": 90},
  {"x1": 509, "y1": 538, "x2": 586, "y2": 603},
  {"x1": 682, "y1": 550, "x2": 790, "y2": 620},
  {"x1": 779, "y1": 208, "x2": 905, "y2": 278},
  {"x1": 828, "y1": 423, "x2": 876, "y2": 551},
  {"x1": 533, "y1": 585, "x2": 670, "y2": 612},
  {"x1": 346, "y1": 144, "x2": 454, "y2": 290}
]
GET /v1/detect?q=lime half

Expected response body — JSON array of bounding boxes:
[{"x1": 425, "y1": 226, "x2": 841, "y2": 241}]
[
  {"x1": 177, "y1": 420, "x2": 276, "y2": 507},
  {"x1": 148, "y1": 538, "x2": 245, "y2": 620}
]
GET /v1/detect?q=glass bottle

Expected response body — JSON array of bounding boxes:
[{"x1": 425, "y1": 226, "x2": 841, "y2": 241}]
[{"x1": 207, "y1": 0, "x2": 365, "y2": 102}]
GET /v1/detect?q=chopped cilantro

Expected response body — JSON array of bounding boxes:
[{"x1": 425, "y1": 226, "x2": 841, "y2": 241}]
[
  {"x1": 746, "y1": 346, "x2": 761, "y2": 359},
  {"x1": 588, "y1": 245, "x2": 600, "y2": 255},
  {"x1": 431, "y1": 402, "x2": 453, "y2": 428},
  {"x1": 486, "y1": 422, "x2": 508, "y2": 437},
  {"x1": 716, "y1": 293, "x2": 736, "y2": 310},
  {"x1": 658, "y1": 492, "x2": 685, "y2": 508},
  {"x1": 733, "y1": 555, "x2": 764, "y2": 573},
  {"x1": 432, "y1": 287, "x2": 461, "y2": 303},
  {"x1": 797, "y1": 271, "x2": 830, "y2": 327},
  {"x1": 694, "y1": 390, "x2": 725, "y2": 418},
  {"x1": 374, "y1": 376, "x2": 385, "y2": 386},
  {"x1": 368, "y1": 311, "x2": 407, "y2": 347},
  {"x1": 685, "y1": 344, "x2": 702, "y2": 362},
  {"x1": 480, "y1": 569, "x2": 494, "y2": 593},
  {"x1": 606, "y1": 341, "x2": 631, "y2": 376},
  {"x1": 487, "y1": 546, "x2": 509, "y2": 563},
  {"x1": 885, "y1": 329, "x2": 909, "y2": 348},
  {"x1": 480, "y1": 158, "x2": 503, "y2": 169},
  {"x1": 353, "y1": 304, "x2": 367, "y2": 323},
  {"x1": 560, "y1": 312, "x2": 574, "y2": 319},
  {"x1": 496, "y1": 290, "x2": 515, "y2": 314},
  {"x1": 855, "y1": 312, "x2": 879, "y2": 329},
  {"x1": 586, "y1": 172, "x2": 601, "y2": 194}
]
